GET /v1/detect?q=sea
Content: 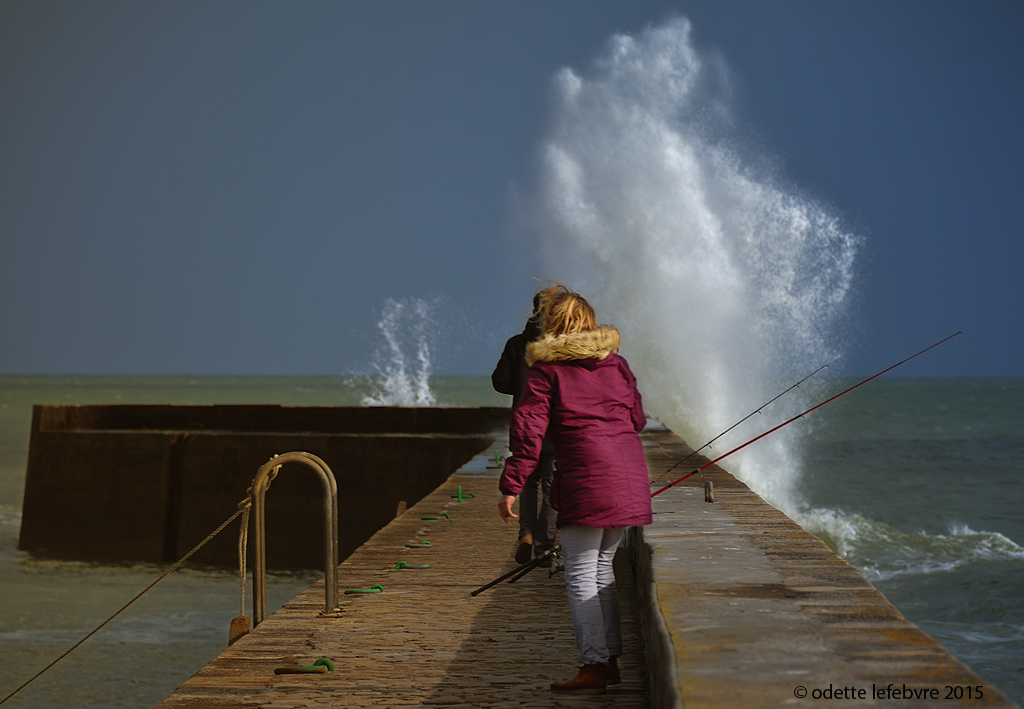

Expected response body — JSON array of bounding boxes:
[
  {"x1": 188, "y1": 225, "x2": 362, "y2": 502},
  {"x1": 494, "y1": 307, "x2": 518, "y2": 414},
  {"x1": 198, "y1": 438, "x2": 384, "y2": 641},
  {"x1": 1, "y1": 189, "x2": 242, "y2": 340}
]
[
  {"x1": 0, "y1": 374, "x2": 1020, "y2": 707},
  {"x1": 4, "y1": 15, "x2": 1022, "y2": 709}
]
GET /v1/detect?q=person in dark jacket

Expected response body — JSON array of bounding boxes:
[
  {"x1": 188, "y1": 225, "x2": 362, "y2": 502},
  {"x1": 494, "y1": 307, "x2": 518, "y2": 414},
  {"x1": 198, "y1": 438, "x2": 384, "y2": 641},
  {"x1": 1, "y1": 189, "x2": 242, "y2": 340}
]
[
  {"x1": 498, "y1": 286, "x2": 651, "y2": 695},
  {"x1": 491, "y1": 293, "x2": 557, "y2": 563}
]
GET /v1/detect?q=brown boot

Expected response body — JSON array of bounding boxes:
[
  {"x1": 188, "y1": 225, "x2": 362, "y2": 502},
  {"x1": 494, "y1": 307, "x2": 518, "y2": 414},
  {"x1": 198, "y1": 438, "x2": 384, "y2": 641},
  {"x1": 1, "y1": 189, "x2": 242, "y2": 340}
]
[
  {"x1": 550, "y1": 664, "x2": 607, "y2": 695},
  {"x1": 515, "y1": 534, "x2": 534, "y2": 564},
  {"x1": 606, "y1": 656, "x2": 620, "y2": 685}
]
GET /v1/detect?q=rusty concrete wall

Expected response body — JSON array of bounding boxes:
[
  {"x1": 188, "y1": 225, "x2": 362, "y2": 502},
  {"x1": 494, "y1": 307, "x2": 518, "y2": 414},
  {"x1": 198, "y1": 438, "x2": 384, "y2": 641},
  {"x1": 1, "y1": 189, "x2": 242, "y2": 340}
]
[{"x1": 19, "y1": 405, "x2": 509, "y2": 569}]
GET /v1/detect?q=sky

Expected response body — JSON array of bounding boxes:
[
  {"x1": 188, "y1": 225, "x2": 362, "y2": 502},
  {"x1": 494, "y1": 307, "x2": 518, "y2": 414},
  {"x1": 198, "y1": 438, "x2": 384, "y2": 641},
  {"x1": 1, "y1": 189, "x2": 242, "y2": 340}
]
[{"x1": 1, "y1": 0, "x2": 1022, "y2": 377}]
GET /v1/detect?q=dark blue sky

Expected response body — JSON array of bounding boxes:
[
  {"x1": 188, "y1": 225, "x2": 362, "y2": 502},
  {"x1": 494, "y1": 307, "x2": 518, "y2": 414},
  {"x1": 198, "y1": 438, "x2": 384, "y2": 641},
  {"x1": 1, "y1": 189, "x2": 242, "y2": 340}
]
[{"x1": 2, "y1": 1, "x2": 1021, "y2": 376}]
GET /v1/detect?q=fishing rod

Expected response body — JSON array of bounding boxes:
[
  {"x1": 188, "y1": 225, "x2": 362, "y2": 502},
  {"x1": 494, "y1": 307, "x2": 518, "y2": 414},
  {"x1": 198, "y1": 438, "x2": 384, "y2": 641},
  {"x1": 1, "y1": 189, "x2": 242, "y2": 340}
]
[
  {"x1": 651, "y1": 331, "x2": 963, "y2": 498},
  {"x1": 472, "y1": 333, "x2": 961, "y2": 596},
  {"x1": 649, "y1": 362, "x2": 831, "y2": 490},
  {"x1": 471, "y1": 545, "x2": 561, "y2": 596}
]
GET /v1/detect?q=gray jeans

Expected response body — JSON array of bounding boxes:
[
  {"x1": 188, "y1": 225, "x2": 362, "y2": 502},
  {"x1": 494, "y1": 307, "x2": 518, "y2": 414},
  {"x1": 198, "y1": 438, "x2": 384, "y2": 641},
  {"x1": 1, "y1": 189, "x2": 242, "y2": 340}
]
[
  {"x1": 560, "y1": 526, "x2": 625, "y2": 665},
  {"x1": 518, "y1": 449, "x2": 557, "y2": 554}
]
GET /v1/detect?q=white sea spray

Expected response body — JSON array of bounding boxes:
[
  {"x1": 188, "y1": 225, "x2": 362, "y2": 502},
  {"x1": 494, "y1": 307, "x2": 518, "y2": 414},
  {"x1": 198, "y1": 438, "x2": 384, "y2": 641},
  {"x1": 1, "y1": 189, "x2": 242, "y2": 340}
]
[
  {"x1": 525, "y1": 17, "x2": 861, "y2": 512},
  {"x1": 361, "y1": 297, "x2": 438, "y2": 407}
]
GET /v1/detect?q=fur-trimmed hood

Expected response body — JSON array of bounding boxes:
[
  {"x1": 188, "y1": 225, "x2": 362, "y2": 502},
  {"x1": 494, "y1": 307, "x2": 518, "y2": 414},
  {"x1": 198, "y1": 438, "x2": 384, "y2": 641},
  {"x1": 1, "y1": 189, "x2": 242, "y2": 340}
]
[{"x1": 525, "y1": 326, "x2": 620, "y2": 366}]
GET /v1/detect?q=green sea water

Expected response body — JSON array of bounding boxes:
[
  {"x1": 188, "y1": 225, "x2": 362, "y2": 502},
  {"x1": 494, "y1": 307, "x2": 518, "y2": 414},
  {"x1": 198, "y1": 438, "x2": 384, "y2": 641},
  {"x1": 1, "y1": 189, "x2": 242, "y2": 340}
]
[
  {"x1": 798, "y1": 378, "x2": 1024, "y2": 704},
  {"x1": 0, "y1": 375, "x2": 1020, "y2": 706}
]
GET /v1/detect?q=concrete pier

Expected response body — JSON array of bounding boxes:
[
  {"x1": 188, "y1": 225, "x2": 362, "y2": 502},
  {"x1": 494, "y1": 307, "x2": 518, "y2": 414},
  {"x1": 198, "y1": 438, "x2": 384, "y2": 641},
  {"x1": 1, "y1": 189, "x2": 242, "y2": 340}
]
[
  {"x1": 635, "y1": 427, "x2": 1018, "y2": 708},
  {"x1": 157, "y1": 426, "x2": 1019, "y2": 708}
]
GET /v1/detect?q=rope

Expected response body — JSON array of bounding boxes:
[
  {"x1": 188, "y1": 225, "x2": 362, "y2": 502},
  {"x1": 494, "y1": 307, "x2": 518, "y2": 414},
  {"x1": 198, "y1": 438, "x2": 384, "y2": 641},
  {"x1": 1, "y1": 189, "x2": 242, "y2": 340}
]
[
  {"x1": 1, "y1": 454, "x2": 289, "y2": 706},
  {"x1": 0, "y1": 505, "x2": 246, "y2": 706},
  {"x1": 238, "y1": 496, "x2": 251, "y2": 616}
]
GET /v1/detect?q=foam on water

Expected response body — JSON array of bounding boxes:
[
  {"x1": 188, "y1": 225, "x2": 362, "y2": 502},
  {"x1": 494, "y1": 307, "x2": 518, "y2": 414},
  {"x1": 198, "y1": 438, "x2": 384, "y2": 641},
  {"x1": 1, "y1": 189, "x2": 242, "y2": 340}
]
[
  {"x1": 524, "y1": 17, "x2": 861, "y2": 513},
  {"x1": 0, "y1": 505, "x2": 20, "y2": 529},
  {"x1": 802, "y1": 508, "x2": 1024, "y2": 581}
]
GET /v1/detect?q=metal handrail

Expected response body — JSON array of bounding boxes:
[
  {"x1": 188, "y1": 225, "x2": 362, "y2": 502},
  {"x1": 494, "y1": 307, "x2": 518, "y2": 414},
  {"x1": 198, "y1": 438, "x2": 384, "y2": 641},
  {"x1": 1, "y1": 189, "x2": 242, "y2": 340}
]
[{"x1": 251, "y1": 452, "x2": 339, "y2": 627}]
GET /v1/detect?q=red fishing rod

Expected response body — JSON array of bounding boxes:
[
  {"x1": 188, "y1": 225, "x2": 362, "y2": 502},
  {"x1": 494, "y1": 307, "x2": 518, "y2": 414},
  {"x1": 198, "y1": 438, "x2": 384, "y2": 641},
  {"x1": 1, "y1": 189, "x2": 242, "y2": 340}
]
[
  {"x1": 648, "y1": 362, "x2": 830, "y2": 491},
  {"x1": 651, "y1": 331, "x2": 963, "y2": 498}
]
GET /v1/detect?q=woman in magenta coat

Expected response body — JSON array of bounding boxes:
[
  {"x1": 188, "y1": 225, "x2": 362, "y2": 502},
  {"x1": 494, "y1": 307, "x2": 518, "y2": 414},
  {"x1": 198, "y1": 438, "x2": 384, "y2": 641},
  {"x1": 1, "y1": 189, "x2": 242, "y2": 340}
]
[{"x1": 498, "y1": 286, "x2": 651, "y2": 695}]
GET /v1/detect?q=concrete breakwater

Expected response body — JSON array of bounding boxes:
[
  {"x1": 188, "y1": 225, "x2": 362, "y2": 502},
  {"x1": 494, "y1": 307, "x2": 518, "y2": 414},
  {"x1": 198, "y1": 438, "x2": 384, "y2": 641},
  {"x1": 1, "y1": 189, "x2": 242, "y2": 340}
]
[
  {"x1": 634, "y1": 426, "x2": 1019, "y2": 708},
  {"x1": 18, "y1": 405, "x2": 509, "y2": 569},
  {"x1": 155, "y1": 424, "x2": 1018, "y2": 708}
]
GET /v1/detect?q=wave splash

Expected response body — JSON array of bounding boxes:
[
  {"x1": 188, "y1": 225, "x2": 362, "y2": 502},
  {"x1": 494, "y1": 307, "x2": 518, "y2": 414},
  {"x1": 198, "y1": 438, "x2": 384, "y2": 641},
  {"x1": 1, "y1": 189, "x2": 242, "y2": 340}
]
[
  {"x1": 361, "y1": 298, "x2": 437, "y2": 407},
  {"x1": 802, "y1": 507, "x2": 1024, "y2": 581},
  {"x1": 525, "y1": 16, "x2": 861, "y2": 510}
]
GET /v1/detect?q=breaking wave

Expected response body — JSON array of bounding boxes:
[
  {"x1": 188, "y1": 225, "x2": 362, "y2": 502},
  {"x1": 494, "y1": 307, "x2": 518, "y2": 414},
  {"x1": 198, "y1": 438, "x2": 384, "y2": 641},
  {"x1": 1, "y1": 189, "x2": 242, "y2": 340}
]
[
  {"x1": 361, "y1": 297, "x2": 437, "y2": 407},
  {"x1": 802, "y1": 507, "x2": 1024, "y2": 581},
  {"x1": 524, "y1": 16, "x2": 861, "y2": 511}
]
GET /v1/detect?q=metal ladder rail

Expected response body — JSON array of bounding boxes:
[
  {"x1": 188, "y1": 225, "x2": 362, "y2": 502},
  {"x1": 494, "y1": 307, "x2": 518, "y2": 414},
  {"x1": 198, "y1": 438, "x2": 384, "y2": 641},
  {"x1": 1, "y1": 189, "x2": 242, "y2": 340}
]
[{"x1": 251, "y1": 452, "x2": 339, "y2": 627}]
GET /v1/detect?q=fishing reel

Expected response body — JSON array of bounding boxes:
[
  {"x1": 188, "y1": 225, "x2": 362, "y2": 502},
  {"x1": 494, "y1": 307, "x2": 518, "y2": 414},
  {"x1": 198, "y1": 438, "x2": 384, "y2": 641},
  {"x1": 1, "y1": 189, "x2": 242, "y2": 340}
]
[{"x1": 545, "y1": 549, "x2": 565, "y2": 578}]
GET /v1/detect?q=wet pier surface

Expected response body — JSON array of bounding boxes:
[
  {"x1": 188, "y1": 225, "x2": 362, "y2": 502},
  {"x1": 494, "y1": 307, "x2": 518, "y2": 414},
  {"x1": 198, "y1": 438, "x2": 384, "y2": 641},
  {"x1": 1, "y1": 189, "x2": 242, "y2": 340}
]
[
  {"x1": 158, "y1": 440, "x2": 648, "y2": 708},
  {"x1": 158, "y1": 427, "x2": 1019, "y2": 709}
]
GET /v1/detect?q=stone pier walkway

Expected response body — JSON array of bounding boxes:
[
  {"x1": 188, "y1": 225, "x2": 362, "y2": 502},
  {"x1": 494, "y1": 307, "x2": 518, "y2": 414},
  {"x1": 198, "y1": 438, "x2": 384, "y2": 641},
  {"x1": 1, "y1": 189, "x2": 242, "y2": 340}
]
[
  {"x1": 158, "y1": 442, "x2": 648, "y2": 708},
  {"x1": 157, "y1": 426, "x2": 1020, "y2": 709}
]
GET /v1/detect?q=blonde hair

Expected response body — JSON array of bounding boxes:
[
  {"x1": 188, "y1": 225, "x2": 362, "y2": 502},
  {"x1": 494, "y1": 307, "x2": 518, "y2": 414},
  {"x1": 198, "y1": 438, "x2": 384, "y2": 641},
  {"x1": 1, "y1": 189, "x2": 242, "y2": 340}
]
[{"x1": 536, "y1": 285, "x2": 597, "y2": 336}]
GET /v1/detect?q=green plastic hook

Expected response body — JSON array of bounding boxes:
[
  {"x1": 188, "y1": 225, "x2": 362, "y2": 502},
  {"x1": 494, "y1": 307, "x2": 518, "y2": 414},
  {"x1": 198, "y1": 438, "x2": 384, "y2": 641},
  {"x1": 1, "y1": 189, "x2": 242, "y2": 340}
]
[
  {"x1": 299, "y1": 658, "x2": 335, "y2": 673},
  {"x1": 395, "y1": 561, "x2": 431, "y2": 570},
  {"x1": 421, "y1": 512, "x2": 451, "y2": 520},
  {"x1": 450, "y1": 485, "x2": 475, "y2": 503},
  {"x1": 344, "y1": 584, "x2": 384, "y2": 595}
]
